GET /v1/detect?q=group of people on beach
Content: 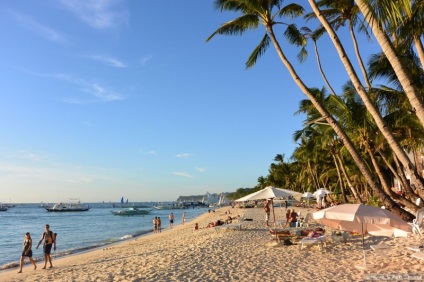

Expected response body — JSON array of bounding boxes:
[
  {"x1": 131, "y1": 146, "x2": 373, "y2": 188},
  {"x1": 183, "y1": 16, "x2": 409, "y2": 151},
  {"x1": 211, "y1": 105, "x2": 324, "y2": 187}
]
[
  {"x1": 263, "y1": 199, "x2": 303, "y2": 227},
  {"x1": 153, "y1": 212, "x2": 187, "y2": 232},
  {"x1": 18, "y1": 224, "x2": 56, "y2": 274}
]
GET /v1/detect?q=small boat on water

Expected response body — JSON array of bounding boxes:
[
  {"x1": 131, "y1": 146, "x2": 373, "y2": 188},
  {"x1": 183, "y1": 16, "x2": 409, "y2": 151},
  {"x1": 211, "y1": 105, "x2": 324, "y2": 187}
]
[
  {"x1": 0, "y1": 206, "x2": 8, "y2": 212},
  {"x1": 46, "y1": 199, "x2": 90, "y2": 212},
  {"x1": 154, "y1": 202, "x2": 186, "y2": 210},
  {"x1": 111, "y1": 207, "x2": 151, "y2": 216}
]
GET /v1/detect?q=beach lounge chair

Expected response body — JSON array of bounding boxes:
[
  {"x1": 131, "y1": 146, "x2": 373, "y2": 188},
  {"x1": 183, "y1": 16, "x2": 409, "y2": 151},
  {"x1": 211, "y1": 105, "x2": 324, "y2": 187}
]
[
  {"x1": 299, "y1": 235, "x2": 326, "y2": 250},
  {"x1": 407, "y1": 245, "x2": 424, "y2": 252},
  {"x1": 412, "y1": 252, "x2": 424, "y2": 261},
  {"x1": 370, "y1": 243, "x2": 390, "y2": 252},
  {"x1": 410, "y1": 208, "x2": 424, "y2": 237},
  {"x1": 330, "y1": 231, "x2": 350, "y2": 244},
  {"x1": 302, "y1": 213, "x2": 316, "y2": 227}
]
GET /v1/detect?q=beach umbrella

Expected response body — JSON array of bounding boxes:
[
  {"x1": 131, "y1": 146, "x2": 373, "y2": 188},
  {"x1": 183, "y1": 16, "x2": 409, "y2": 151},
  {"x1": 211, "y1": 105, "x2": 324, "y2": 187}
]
[
  {"x1": 313, "y1": 188, "x2": 332, "y2": 197},
  {"x1": 313, "y1": 188, "x2": 332, "y2": 208},
  {"x1": 235, "y1": 186, "x2": 300, "y2": 241},
  {"x1": 313, "y1": 204, "x2": 412, "y2": 268},
  {"x1": 302, "y1": 192, "x2": 314, "y2": 205},
  {"x1": 234, "y1": 186, "x2": 295, "y2": 202},
  {"x1": 302, "y1": 192, "x2": 314, "y2": 198}
]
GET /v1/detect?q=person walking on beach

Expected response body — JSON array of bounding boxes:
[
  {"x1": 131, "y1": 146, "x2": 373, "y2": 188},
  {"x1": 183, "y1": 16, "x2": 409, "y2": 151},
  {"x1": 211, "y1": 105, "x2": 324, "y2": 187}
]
[
  {"x1": 153, "y1": 217, "x2": 158, "y2": 233},
  {"x1": 18, "y1": 232, "x2": 36, "y2": 273},
  {"x1": 169, "y1": 212, "x2": 174, "y2": 229},
  {"x1": 36, "y1": 224, "x2": 56, "y2": 269},
  {"x1": 182, "y1": 212, "x2": 186, "y2": 225},
  {"x1": 264, "y1": 200, "x2": 271, "y2": 227},
  {"x1": 157, "y1": 217, "x2": 162, "y2": 232}
]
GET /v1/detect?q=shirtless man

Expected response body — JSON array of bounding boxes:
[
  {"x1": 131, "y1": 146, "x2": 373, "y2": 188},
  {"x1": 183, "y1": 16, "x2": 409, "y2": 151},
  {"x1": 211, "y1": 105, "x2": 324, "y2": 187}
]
[
  {"x1": 36, "y1": 224, "x2": 56, "y2": 269},
  {"x1": 169, "y1": 212, "x2": 174, "y2": 229}
]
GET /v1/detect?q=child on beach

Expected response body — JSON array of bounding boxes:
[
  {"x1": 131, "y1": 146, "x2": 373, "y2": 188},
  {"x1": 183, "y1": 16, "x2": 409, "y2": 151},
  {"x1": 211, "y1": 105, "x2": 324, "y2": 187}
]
[{"x1": 18, "y1": 232, "x2": 36, "y2": 273}]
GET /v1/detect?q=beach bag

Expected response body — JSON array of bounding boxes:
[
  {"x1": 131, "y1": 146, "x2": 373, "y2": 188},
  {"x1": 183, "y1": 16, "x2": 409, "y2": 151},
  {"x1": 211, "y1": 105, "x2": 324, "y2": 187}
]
[{"x1": 283, "y1": 239, "x2": 293, "y2": 246}]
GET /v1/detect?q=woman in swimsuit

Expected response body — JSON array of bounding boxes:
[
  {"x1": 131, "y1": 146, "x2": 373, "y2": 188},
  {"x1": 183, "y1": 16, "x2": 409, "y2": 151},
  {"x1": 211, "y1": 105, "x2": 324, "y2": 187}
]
[{"x1": 18, "y1": 232, "x2": 36, "y2": 273}]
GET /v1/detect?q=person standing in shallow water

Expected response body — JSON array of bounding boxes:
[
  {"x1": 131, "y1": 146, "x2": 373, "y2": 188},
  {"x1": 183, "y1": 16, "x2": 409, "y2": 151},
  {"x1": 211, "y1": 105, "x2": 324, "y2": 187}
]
[
  {"x1": 18, "y1": 232, "x2": 36, "y2": 273},
  {"x1": 169, "y1": 212, "x2": 174, "y2": 228},
  {"x1": 157, "y1": 217, "x2": 162, "y2": 233},
  {"x1": 36, "y1": 224, "x2": 56, "y2": 269},
  {"x1": 153, "y1": 217, "x2": 158, "y2": 233},
  {"x1": 182, "y1": 212, "x2": 186, "y2": 225}
]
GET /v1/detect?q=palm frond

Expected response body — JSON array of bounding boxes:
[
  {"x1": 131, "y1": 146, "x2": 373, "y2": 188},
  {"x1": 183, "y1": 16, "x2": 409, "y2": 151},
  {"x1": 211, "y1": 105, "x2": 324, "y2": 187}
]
[
  {"x1": 278, "y1": 3, "x2": 305, "y2": 19},
  {"x1": 246, "y1": 33, "x2": 270, "y2": 68},
  {"x1": 284, "y1": 24, "x2": 306, "y2": 46},
  {"x1": 206, "y1": 15, "x2": 259, "y2": 42}
]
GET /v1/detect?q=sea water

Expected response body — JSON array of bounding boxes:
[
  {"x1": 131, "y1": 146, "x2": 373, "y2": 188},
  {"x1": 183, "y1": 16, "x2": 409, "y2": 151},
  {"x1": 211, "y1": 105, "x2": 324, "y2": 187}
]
[{"x1": 0, "y1": 203, "x2": 208, "y2": 271}]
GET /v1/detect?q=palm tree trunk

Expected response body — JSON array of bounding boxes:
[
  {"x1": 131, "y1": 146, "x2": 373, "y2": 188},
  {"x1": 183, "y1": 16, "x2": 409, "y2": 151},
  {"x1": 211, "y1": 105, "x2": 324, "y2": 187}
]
[
  {"x1": 392, "y1": 154, "x2": 424, "y2": 200},
  {"x1": 308, "y1": 160, "x2": 319, "y2": 190},
  {"x1": 309, "y1": 0, "x2": 424, "y2": 196},
  {"x1": 313, "y1": 41, "x2": 337, "y2": 95},
  {"x1": 377, "y1": 148, "x2": 415, "y2": 200},
  {"x1": 332, "y1": 153, "x2": 348, "y2": 202},
  {"x1": 335, "y1": 153, "x2": 361, "y2": 203},
  {"x1": 348, "y1": 22, "x2": 371, "y2": 90},
  {"x1": 365, "y1": 142, "x2": 418, "y2": 212},
  {"x1": 414, "y1": 36, "x2": 424, "y2": 71}
]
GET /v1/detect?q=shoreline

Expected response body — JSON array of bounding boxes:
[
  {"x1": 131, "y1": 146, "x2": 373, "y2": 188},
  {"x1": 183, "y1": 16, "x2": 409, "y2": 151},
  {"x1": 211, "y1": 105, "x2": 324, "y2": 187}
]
[{"x1": 2, "y1": 206, "x2": 423, "y2": 281}]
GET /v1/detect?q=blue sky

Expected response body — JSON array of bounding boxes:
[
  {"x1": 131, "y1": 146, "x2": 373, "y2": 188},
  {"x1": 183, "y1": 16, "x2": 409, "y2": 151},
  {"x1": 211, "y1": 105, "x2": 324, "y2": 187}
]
[{"x1": 0, "y1": 0, "x2": 375, "y2": 203}]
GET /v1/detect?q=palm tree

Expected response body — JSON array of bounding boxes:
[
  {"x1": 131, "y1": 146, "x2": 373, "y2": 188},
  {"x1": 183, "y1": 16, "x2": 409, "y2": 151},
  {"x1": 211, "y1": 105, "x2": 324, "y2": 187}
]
[
  {"x1": 298, "y1": 26, "x2": 338, "y2": 96},
  {"x1": 307, "y1": 0, "x2": 424, "y2": 197},
  {"x1": 305, "y1": 0, "x2": 372, "y2": 90},
  {"x1": 207, "y1": 0, "x2": 412, "y2": 219}
]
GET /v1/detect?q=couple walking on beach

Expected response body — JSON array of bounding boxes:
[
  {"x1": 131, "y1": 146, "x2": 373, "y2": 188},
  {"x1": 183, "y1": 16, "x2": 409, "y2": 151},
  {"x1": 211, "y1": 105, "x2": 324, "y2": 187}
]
[
  {"x1": 153, "y1": 217, "x2": 162, "y2": 233},
  {"x1": 18, "y1": 224, "x2": 56, "y2": 273}
]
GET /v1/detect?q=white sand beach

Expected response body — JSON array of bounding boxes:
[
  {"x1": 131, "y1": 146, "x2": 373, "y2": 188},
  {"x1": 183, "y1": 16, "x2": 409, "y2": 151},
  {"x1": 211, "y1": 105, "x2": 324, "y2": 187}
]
[{"x1": 2, "y1": 206, "x2": 423, "y2": 282}]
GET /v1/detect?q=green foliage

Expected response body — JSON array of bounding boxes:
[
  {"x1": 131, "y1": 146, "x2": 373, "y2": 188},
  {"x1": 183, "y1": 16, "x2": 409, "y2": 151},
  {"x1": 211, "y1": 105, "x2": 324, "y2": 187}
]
[
  {"x1": 367, "y1": 196, "x2": 380, "y2": 207},
  {"x1": 227, "y1": 187, "x2": 258, "y2": 200}
]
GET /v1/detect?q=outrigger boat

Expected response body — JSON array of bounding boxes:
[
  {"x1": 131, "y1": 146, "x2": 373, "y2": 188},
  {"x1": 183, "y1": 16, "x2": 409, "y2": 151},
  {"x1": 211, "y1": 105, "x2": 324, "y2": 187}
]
[
  {"x1": 46, "y1": 198, "x2": 90, "y2": 212},
  {"x1": 111, "y1": 207, "x2": 151, "y2": 216}
]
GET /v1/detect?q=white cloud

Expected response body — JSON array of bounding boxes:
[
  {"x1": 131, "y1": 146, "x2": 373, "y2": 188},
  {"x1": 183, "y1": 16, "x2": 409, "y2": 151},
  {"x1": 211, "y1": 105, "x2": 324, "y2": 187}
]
[
  {"x1": 28, "y1": 71, "x2": 126, "y2": 103},
  {"x1": 60, "y1": 0, "x2": 129, "y2": 29},
  {"x1": 172, "y1": 172, "x2": 194, "y2": 178},
  {"x1": 176, "y1": 153, "x2": 192, "y2": 158},
  {"x1": 195, "y1": 167, "x2": 206, "y2": 173},
  {"x1": 82, "y1": 121, "x2": 94, "y2": 127},
  {"x1": 10, "y1": 11, "x2": 67, "y2": 44},
  {"x1": 139, "y1": 150, "x2": 157, "y2": 155},
  {"x1": 140, "y1": 55, "x2": 152, "y2": 66},
  {"x1": 83, "y1": 54, "x2": 127, "y2": 68}
]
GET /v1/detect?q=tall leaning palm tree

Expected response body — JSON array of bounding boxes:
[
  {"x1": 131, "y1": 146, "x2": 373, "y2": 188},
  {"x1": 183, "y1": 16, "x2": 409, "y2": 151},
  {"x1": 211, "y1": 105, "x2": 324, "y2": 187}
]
[{"x1": 207, "y1": 0, "x2": 412, "y2": 219}]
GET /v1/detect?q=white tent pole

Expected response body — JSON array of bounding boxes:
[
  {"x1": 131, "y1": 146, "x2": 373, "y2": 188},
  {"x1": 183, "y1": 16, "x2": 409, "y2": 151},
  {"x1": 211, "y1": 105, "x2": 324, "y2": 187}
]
[
  {"x1": 271, "y1": 198, "x2": 277, "y2": 241},
  {"x1": 362, "y1": 223, "x2": 366, "y2": 266}
]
